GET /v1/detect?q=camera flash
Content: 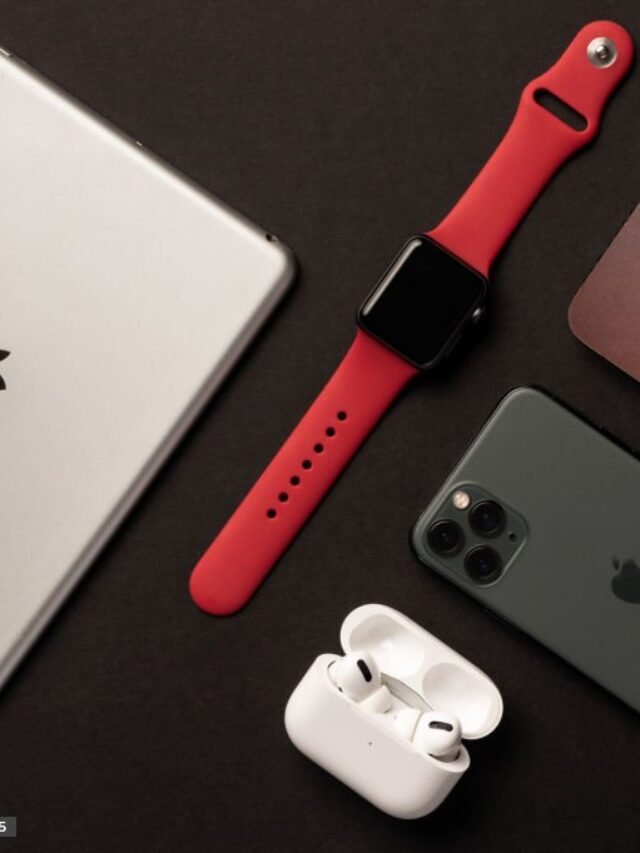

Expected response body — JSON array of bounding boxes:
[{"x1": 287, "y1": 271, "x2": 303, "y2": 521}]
[{"x1": 452, "y1": 490, "x2": 470, "y2": 510}]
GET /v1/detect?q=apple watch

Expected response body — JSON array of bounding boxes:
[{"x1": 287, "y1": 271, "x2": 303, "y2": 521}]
[{"x1": 190, "y1": 21, "x2": 633, "y2": 615}]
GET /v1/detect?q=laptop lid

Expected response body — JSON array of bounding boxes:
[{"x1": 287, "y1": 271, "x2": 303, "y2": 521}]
[{"x1": 0, "y1": 50, "x2": 294, "y2": 686}]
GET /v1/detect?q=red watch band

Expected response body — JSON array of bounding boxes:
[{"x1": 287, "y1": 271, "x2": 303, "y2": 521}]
[
  {"x1": 428, "y1": 21, "x2": 633, "y2": 276},
  {"x1": 190, "y1": 21, "x2": 633, "y2": 615},
  {"x1": 190, "y1": 331, "x2": 417, "y2": 614}
]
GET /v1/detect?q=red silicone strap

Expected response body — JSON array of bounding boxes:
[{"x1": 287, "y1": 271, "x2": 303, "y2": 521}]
[
  {"x1": 190, "y1": 21, "x2": 633, "y2": 615},
  {"x1": 190, "y1": 331, "x2": 417, "y2": 614},
  {"x1": 428, "y1": 21, "x2": 633, "y2": 276}
]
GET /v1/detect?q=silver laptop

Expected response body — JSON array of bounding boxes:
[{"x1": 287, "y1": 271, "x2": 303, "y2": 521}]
[{"x1": 0, "y1": 48, "x2": 294, "y2": 687}]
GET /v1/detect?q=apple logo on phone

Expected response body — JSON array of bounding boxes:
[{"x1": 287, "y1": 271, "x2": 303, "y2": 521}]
[
  {"x1": 0, "y1": 350, "x2": 9, "y2": 390},
  {"x1": 611, "y1": 557, "x2": 640, "y2": 604}
]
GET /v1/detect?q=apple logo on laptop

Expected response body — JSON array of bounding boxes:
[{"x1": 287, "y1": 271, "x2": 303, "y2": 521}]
[
  {"x1": 0, "y1": 350, "x2": 9, "y2": 390},
  {"x1": 612, "y1": 557, "x2": 640, "y2": 603}
]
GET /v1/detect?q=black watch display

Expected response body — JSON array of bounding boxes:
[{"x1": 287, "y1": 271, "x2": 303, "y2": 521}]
[{"x1": 357, "y1": 235, "x2": 487, "y2": 370}]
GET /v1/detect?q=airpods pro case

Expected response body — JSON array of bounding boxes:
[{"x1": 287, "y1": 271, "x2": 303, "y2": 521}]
[{"x1": 285, "y1": 604, "x2": 503, "y2": 819}]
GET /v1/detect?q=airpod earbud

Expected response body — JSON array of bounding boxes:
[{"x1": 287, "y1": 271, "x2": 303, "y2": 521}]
[
  {"x1": 391, "y1": 707, "x2": 461, "y2": 762},
  {"x1": 413, "y1": 711, "x2": 462, "y2": 762},
  {"x1": 330, "y1": 655, "x2": 461, "y2": 755},
  {"x1": 389, "y1": 707, "x2": 422, "y2": 740},
  {"x1": 328, "y1": 651, "x2": 392, "y2": 713}
]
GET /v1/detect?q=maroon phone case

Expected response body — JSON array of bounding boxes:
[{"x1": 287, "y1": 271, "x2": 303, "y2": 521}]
[{"x1": 569, "y1": 204, "x2": 640, "y2": 381}]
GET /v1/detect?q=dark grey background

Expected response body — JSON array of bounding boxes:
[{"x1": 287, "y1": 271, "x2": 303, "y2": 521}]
[{"x1": 0, "y1": 2, "x2": 639, "y2": 851}]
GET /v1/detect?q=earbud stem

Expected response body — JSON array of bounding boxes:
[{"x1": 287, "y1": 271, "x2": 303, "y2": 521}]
[{"x1": 360, "y1": 685, "x2": 392, "y2": 714}]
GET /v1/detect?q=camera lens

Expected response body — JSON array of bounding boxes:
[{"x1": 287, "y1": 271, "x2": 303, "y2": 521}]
[
  {"x1": 427, "y1": 519, "x2": 464, "y2": 557},
  {"x1": 469, "y1": 500, "x2": 505, "y2": 538},
  {"x1": 464, "y1": 545, "x2": 503, "y2": 584}
]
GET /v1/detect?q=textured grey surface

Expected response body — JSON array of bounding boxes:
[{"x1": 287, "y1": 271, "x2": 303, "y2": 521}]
[{"x1": 0, "y1": 2, "x2": 639, "y2": 851}]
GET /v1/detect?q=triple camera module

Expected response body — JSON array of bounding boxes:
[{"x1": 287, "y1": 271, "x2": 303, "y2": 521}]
[{"x1": 425, "y1": 489, "x2": 524, "y2": 585}]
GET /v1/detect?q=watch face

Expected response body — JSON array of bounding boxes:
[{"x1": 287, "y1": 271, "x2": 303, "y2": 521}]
[{"x1": 357, "y1": 236, "x2": 487, "y2": 369}]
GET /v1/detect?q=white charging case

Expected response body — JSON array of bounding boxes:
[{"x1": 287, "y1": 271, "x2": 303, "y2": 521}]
[{"x1": 285, "y1": 604, "x2": 503, "y2": 819}]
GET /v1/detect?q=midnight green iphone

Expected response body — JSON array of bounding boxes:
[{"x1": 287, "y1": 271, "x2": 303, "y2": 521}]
[{"x1": 412, "y1": 387, "x2": 640, "y2": 712}]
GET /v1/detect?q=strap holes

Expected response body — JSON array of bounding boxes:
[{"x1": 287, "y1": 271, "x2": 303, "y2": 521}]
[
  {"x1": 534, "y1": 89, "x2": 587, "y2": 132},
  {"x1": 278, "y1": 492, "x2": 289, "y2": 503},
  {"x1": 290, "y1": 475, "x2": 301, "y2": 486},
  {"x1": 337, "y1": 411, "x2": 347, "y2": 421},
  {"x1": 302, "y1": 459, "x2": 312, "y2": 470},
  {"x1": 314, "y1": 443, "x2": 324, "y2": 454},
  {"x1": 266, "y1": 508, "x2": 277, "y2": 519},
  {"x1": 326, "y1": 427, "x2": 336, "y2": 437}
]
